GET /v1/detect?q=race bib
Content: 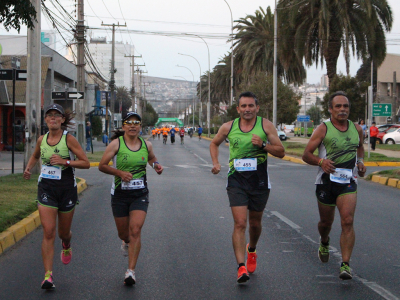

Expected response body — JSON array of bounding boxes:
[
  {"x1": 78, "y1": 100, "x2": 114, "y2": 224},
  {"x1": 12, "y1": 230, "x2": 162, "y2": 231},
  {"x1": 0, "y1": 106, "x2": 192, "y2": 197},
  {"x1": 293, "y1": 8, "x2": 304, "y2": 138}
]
[
  {"x1": 330, "y1": 168, "x2": 352, "y2": 184},
  {"x1": 41, "y1": 165, "x2": 62, "y2": 180},
  {"x1": 121, "y1": 178, "x2": 145, "y2": 190},
  {"x1": 234, "y1": 158, "x2": 257, "y2": 171}
]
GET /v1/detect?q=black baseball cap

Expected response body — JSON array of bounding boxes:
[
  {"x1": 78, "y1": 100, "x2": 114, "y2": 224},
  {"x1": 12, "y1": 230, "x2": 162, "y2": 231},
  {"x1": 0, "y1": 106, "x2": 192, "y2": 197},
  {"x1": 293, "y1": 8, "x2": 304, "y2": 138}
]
[
  {"x1": 44, "y1": 104, "x2": 65, "y2": 115},
  {"x1": 123, "y1": 111, "x2": 142, "y2": 122}
]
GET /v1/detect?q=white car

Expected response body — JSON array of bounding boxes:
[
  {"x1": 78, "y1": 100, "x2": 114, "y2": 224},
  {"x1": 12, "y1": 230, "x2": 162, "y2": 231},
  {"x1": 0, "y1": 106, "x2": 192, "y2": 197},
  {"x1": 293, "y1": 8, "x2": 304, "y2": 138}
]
[
  {"x1": 382, "y1": 128, "x2": 400, "y2": 144},
  {"x1": 277, "y1": 130, "x2": 287, "y2": 141}
]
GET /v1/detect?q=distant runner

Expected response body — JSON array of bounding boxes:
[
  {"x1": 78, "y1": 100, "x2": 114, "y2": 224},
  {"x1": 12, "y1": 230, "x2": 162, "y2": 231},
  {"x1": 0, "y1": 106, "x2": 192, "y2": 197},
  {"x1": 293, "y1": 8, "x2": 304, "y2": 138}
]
[
  {"x1": 197, "y1": 125, "x2": 203, "y2": 140},
  {"x1": 179, "y1": 127, "x2": 185, "y2": 144}
]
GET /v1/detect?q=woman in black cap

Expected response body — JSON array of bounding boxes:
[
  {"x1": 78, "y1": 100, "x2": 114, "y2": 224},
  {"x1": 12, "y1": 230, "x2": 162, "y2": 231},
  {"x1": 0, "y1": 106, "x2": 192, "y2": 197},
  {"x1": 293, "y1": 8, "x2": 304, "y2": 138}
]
[
  {"x1": 99, "y1": 111, "x2": 163, "y2": 286},
  {"x1": 23, "y1": 104, "x2": 90, "y2": 290}
]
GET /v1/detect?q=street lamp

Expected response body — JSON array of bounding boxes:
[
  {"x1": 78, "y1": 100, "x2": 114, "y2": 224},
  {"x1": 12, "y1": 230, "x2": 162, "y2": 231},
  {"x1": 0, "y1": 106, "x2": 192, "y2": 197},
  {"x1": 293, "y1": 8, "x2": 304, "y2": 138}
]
[
  {"x1": 178, "y1": 53, "x2": 202, "y2": 126},
  {"x1": 177, "y1": 64, "x2": 195, "y2": 128},
  {"x1": 223, "y1": 0, "x2": 234, "y2": 106},
  {"x1": 184, "y1": 33, "x2": 211, "y2": 137}
]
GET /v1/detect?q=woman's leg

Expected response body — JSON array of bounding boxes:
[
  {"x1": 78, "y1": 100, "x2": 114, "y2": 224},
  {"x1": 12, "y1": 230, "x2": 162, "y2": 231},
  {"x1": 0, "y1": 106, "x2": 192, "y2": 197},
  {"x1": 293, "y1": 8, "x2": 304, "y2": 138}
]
[{"x1": 38, "y1": 205, "x2": 58, "y2": 272}]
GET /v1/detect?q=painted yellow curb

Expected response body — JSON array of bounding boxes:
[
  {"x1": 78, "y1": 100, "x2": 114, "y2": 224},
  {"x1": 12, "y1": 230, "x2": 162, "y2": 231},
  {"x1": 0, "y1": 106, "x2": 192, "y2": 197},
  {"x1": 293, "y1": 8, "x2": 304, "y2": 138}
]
[
  {"x1": 387, "y1": 178, "x2": 399, "y2": 187},
  {"x1": 379, "y1": 176, "x2": 389, "y2": 185},
  {"x1": 0, "y1": 177, "x2": 88, "y2": 256},
  {"x1": 371, "y1": 175, "x2": 381, "y2": 182}
]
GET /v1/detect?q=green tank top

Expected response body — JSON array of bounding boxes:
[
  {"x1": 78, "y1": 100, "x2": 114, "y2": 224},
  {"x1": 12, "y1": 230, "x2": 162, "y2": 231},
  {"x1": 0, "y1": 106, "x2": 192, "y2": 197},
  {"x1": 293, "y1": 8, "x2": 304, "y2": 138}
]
[
  {"x1": 227, "y1": 116, "x2": 270, "y2": 190},
  {"x1": 112, "y1": 136, "x2": 149, "y2": 195},
  {"x1": 39, "y1": 130, "x2": 75, "y2": 185},
  {"x1": 315, "y1": 120, "x2": 359, "y2": 184}
]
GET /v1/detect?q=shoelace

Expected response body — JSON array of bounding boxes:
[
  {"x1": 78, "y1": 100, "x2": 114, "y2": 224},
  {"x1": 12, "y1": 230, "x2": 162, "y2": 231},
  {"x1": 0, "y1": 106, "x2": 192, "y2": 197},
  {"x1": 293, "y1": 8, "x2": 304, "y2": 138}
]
[
  {"x1": 319, "y1": 244, "x2": 329, "y2": 254},
  {"x1": 62, "y1": 248, "x2": 71, "y2": 256},
  {"x1": 44, "y1": 271, "x2": 53, "y2": 281}
]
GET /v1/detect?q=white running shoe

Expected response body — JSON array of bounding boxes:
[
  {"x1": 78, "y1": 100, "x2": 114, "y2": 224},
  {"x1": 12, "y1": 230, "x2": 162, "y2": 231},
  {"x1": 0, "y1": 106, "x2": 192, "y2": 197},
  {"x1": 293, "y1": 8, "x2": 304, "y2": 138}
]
[
  {"x1": 121, "y1": 241, "x2": 129, "y2": 257},
  {"x1": 124, "y1": 269, "x2": 136, "y2": 286}
]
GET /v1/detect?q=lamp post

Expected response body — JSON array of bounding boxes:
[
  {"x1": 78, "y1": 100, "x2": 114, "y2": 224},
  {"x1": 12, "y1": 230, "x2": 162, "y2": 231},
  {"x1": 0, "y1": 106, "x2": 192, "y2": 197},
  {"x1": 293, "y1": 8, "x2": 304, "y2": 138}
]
[
  {"x1": 223, "y1": 0, "x2": 234, "y2": 106},
  {"x1": 178, "y1": 53, "x2": 202, "y2": 127},
  {"x1": 185, "y1": 34, "x2": 211, "y2": 137},
  {"x1": 177, "y1": 64, "x2": 195, "y2": 128},
  {"x1": 174, "y1": 76, "x2": 190, "y2": 124}
]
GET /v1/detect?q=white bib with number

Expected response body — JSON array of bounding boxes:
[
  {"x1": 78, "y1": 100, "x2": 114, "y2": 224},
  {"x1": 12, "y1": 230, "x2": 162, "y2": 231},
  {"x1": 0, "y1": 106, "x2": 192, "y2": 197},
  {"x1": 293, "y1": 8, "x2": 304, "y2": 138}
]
[
  {"x1": 41, "y1": 165, "x2": 62, "y2": 180},
  {"x1": 330, "y1": 168, "x2": 352, "y2": 184},
  {"x1": 234, "y1": 158, "x2": 257, "y2": 171},
  {"x1": 121, "y1": 178, "x2": 145, "y2": 190}
]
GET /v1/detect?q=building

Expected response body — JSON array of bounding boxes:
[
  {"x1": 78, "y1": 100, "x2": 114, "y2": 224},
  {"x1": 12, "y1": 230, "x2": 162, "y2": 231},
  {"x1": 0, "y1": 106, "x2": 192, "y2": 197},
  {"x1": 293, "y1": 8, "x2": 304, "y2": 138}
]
[
  {"x1": 377, "y1": 53, "x2": 400, "y2": 123},
  {"x1": 320, "y1": 74, "x2": 329, "y2": 88}
]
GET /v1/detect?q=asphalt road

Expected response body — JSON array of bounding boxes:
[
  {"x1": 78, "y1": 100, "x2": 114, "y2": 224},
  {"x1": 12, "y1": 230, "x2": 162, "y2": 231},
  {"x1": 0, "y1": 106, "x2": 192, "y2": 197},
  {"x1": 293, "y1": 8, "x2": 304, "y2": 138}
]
[{"x1": 0, "y1": 135, "x2": 399, "y2": 299}]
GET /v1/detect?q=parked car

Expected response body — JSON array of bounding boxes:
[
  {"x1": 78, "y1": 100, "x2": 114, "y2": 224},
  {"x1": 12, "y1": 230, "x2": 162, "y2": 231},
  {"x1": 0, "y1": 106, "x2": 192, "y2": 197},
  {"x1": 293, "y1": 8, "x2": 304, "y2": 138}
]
[
  {"x1": 277, "y1": 130, "x2": 287, "y2": 141},
  {"x1": 382, "y1": 128, "x2": 400, "y2": 144},
  {"x1": 376, "y1": 125, "x2": 400, "y2": 144}
]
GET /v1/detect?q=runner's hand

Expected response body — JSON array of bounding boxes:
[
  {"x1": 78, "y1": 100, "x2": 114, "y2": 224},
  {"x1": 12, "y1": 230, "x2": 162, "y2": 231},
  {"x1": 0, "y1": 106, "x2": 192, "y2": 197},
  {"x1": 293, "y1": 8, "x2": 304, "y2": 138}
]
[
  {"x1": 211, "y1": 163, "x2": 221, "y2": 175},
  {"x1": 119, "y1": 171, "x2": 133, "y2": 182},
  {"x1": 320, "y1": 159, "x2": 336, "y2": 174},
  {"x1": 357, "y1": 162, "x2": 366, "y2": 177},
  {"x1": 251, "y1": 134, "x2": 262, "y2": 148},
  {"x1": 154, "y1": 164, "x2": 163, "y2": 175},
  {"x1": 23, "y1": 167, "x2": 31, "y2": 180},
  {"x1": 50, "y1": 154, "x2": 65, "y2": 166}
]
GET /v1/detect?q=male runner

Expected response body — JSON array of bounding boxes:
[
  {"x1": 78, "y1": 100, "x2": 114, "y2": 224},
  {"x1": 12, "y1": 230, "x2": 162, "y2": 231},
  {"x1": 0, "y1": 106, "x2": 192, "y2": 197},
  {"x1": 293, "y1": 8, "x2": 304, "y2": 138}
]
[
  {"x1": 302, "y1": 91, "x2": 366, "y2": 280},
  {"x1": 210, "y1": 91, "x2": 285, "y2": 283},
  {"x1": 197, "y1": 125, "x2": 203, "y2": 140},
  {"x1": 179, "y1": 127, "x2": 185, "y2": 144}
]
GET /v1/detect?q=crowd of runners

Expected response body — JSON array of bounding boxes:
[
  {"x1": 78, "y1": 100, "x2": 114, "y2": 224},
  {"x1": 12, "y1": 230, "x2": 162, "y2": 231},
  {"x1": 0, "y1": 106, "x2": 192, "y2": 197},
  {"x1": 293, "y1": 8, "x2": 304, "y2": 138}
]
[{"x1": 22, "y1": 90, "x2": 366, "y2": 289}]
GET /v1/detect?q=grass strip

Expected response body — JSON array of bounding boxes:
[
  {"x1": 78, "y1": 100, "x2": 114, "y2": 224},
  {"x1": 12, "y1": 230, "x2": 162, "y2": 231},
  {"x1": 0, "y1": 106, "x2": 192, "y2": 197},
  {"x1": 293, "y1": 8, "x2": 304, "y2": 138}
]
[{"x1": 366, "y1": 168, "x2": 400, "y2": 181}]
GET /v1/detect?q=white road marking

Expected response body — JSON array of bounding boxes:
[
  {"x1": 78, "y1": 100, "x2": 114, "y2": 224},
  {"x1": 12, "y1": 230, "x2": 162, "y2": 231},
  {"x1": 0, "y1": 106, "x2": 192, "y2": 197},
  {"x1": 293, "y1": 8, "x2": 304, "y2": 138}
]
[
  {"x1": 176, "y1": 165, "x2": 199, "y2": 168},
  {"x1": 269, "y1": 210, "x2": 399, "y2": 300},
  {"x1": 193, "y1": 153, "x2": 209, "y2": 164}
]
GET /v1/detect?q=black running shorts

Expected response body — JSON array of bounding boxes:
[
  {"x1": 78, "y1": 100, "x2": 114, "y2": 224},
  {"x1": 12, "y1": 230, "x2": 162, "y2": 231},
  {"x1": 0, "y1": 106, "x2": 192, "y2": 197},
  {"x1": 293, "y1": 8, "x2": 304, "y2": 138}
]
[
  {"x1": 111, "y1": 193, "x2": 149, "y2": 217},
  {"x1": 315, "y1": 181, "x2": 357, "y2": 206},
  {"x1": 226, "y1": 187, "x2": 270, "y2": 212},
  {"x1": 37, "y1": 184, "x2": 78, "y2": 213}
]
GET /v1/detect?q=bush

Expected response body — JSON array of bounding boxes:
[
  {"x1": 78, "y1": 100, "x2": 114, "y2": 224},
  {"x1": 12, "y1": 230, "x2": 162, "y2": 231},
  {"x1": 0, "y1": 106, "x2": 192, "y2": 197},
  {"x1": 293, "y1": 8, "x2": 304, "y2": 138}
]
[
  {"x1": 91, "y1": 116, "x2": 102, "y2": 136},
  {"x1": 202, "y1": 127, "x2": 220, "y2": 134}
]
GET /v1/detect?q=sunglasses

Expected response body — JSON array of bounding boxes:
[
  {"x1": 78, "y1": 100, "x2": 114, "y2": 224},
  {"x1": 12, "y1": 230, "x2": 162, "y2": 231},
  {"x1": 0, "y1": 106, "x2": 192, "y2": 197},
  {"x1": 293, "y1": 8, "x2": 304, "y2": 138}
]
[
  {"x1": 46, "y1": 113, "x2": 63, "y2": 118},
  {"x1": 123, "y1": 120, "x2": 141, "y2": 126}
]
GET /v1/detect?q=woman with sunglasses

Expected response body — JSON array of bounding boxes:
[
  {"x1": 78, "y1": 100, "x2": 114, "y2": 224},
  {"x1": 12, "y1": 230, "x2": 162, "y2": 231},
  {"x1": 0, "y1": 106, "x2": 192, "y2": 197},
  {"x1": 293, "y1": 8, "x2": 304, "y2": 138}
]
[
  {"x1": 23, "y1": 104, "x2": 90, "y2": 290},
  {"x1": 99, "y1": 112, "x2": 163, "y2": 286}
]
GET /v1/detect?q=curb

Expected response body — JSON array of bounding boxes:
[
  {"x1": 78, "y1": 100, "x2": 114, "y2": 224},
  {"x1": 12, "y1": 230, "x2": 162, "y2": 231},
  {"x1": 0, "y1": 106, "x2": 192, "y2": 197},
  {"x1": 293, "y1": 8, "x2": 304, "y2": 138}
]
[
  {"x1": 0, "y1": 178, "x2": 88, "y2": 256},
  {"x1": 371, "y1": 174, "x2": 400, "y2": 189}
]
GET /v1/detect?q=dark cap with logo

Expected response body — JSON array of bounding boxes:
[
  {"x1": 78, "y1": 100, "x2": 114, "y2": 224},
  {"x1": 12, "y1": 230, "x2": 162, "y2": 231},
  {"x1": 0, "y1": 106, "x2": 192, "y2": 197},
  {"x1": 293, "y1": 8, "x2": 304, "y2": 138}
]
[
  {"x1": 44, "y1": 104, "x2": 65, "y2": 115},
  {"x1": 123, "y1": 111, "x2": 142, "y2": 122}
]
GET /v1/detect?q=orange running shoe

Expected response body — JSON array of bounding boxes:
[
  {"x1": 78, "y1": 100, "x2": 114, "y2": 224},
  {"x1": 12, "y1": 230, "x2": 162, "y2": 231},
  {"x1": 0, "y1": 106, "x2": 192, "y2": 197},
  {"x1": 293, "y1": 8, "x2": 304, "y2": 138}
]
[
  {"x1": 246, "y1": 243, "x2": 257, "y2": 273},
  {"x1": 237, "y1": 266, "x2": 250, "y2": 283}
]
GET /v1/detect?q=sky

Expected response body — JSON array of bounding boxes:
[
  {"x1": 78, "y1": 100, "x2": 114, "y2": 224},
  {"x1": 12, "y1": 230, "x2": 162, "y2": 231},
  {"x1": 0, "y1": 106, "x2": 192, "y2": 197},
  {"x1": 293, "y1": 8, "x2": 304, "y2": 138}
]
[{"x1": 1, "y1": 0, "x2": 400, "y2": 85}]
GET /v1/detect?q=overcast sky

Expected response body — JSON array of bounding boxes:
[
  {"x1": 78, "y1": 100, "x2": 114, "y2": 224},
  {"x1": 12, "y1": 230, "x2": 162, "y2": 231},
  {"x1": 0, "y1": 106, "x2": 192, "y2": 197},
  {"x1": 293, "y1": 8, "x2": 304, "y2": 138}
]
[{"x1": 1, "y1": 0, "x2": 400, "y2": 85}]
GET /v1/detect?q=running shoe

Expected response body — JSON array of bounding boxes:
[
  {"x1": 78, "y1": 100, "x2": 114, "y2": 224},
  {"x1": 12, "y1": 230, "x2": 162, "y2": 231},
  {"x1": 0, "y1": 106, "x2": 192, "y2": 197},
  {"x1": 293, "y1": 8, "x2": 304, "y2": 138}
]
[
  {"x1": 318, "y1": 237, "x2": 330, "y2": 263},
  {"x1": 121, "y1": 241, "x2": 129, "y2": 257},
  {"x1": 124, "y1": 269, "x2": 136, "y2": 286},
  {"x1": 237, "y1": 266, "x2": 250, "y2": 284},
  {"x1": 41, "y1": 271, "x2": 55, "y2": 290},
  {"x1": 61, "y1": 242, "x2": 72, "y2": 265},
  {"x1": 339, "y1": 264, "x2": 353, "y2": 280},
  {"x1": 246, "y1": 243, "x2": 257, "y2": 273}
]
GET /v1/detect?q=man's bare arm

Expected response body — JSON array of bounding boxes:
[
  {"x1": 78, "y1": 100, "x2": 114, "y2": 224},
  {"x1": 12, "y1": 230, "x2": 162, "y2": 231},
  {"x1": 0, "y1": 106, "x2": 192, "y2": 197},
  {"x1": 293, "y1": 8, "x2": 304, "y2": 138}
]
[{"x1": 210, "y1": 121, "x2": 232, "y2": 174}]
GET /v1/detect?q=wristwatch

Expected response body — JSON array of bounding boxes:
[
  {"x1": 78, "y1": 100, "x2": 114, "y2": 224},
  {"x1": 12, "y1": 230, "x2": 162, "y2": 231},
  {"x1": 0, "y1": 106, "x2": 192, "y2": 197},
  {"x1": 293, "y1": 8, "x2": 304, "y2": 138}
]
[
  {"x1": 65, "y1": 160, "x2": 71, "y2": 167},
  {"x1": 261, "y1": 141, "x2": 267, "y2": 149}
]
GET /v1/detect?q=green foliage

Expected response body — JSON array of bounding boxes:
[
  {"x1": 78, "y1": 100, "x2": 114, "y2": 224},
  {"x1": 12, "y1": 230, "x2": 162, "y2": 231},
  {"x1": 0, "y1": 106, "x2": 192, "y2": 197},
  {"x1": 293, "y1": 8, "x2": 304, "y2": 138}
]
[
  {"x1": 142, "y1": 102, "x2": 158, "y2": 127},
  {"x1": 321, "y1": 74, "x2": 368, "y2": 121},
  {"x1": 306, "y1": 106, "x2": 322, "y2": 125},
  {"x1": 115, "y1": 86, "x2": 131, "y2": 115},
  {"x1": 0, "y1": 0, "x2": 37, "y2": 32},
  {"x1": 91, "y1": 116, "x2": 102, "y2": 136},
  {"x1": 237, "y1": 73, "x2": 300, "y2": 124},
  {"x1": 227, "y1": 104, "x2": 240, "y2": 120},
  {"x1": 188, "y1": 114, "x2": 199, "y2": 125}
]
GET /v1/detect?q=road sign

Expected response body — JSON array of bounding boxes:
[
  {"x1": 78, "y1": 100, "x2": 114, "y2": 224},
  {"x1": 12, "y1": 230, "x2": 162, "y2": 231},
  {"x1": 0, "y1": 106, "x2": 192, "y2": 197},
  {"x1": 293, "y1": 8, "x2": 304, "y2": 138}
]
[
  {"x1": 67, "y1": 92, "x2": 84, "y2": 99},
  {"x1": 11, "y1": 57, "x2": 21, "y2": 70},
  {"x1": 15, "y1": 70, "x2": 27, "y2": 81},
  {"x1": 52, "y1": 92, "x2": 66, "y2": 99},
  {"x1": 297, "y1": 115, "x2": 310, "y2": 122},
  {"x1": 0, "y1": 69, "x2": 13, "y2": 80},
  {"x1": 373, "y1": 103, "x2": 392, "y2": 117},
  {"x1": 101, "y1": 91, "x2": 110, "y2": 101}
]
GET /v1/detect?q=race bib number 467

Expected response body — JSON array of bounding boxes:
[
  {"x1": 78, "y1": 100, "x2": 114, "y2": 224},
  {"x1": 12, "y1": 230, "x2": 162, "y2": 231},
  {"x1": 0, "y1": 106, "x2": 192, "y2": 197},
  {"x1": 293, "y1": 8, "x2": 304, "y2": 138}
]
[{"x1": 41, "y1": 165, "x2": 62, "y2": 180}]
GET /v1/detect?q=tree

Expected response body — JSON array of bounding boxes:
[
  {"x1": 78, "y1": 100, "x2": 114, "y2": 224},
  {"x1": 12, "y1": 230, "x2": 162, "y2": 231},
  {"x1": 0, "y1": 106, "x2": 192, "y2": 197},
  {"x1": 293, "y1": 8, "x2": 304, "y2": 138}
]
[
  {"x1": 306, "y1": 105, "x2": 322, "y2": 125},
  {"x1": 226, "y1": 104, "x2": 240, "y2": 120},
  {"x1": 237, "y1": 73, "x2": 301, "y2": 124},
  {"x1": 142, "y1": 102, "x2": 158, "y2": 127},
  {"x1": 1, "y1": 0, "x2": 38, "y2": 32},
  {"x1": 321, "y1": 74, "x2": 368, "y2": 120},
  {"x1": 279, "y1": 0, "x2": 393, "y2": 84},
  {"x1": 233, "y1": 6, "x2": 306, "y2": 84},
  {"x1": 356, "y1": 58, "x2": 377, "y2": 92},
  {"x1": 90, "y1": 116, "x2": 102, "y2": 136},
  {"x1": 115, "y1": 86, "x2": 131, "y2": 116}
]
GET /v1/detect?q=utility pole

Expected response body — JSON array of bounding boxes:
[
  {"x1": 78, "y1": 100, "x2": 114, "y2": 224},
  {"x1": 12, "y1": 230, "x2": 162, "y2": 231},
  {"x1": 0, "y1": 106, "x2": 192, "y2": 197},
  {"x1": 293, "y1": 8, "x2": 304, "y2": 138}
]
[
  {"x1": 141, "y1": 82, "x2": 151, "y2": 113},
  {"x1": 101, "y1": 22, "x2": 126, "y2": 131},
  {"x1": 24, "y1": 0, "x2": 41, "y2": 174},
  {"x1": 75, "y1": 0, "x2": 86, "y2": 148},
  {"x1": 125, "y1": 54, "x2": 142, "y2": 111}
]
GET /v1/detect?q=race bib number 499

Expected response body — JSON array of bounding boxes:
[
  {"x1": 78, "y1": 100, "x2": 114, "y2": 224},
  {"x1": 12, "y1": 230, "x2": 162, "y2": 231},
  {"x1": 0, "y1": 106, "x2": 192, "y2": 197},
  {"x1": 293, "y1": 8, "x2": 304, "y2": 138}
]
[
  {"x1": 234, "y1": 158, "x2": 257, "y2": 171},
  {"x1": 330, "y1": 168, "x2": 352, "y2": 184}
]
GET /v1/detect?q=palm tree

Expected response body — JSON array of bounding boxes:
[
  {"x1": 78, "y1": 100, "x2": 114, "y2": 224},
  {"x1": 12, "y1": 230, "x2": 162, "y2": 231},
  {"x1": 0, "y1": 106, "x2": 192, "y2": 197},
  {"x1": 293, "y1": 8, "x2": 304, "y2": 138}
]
[
  {"x1": 278, "y1": 0, "x2": 393, "y2": 84},
  {"x1": 233, "y1": 6, "x2": 306, "y2": 84}
]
